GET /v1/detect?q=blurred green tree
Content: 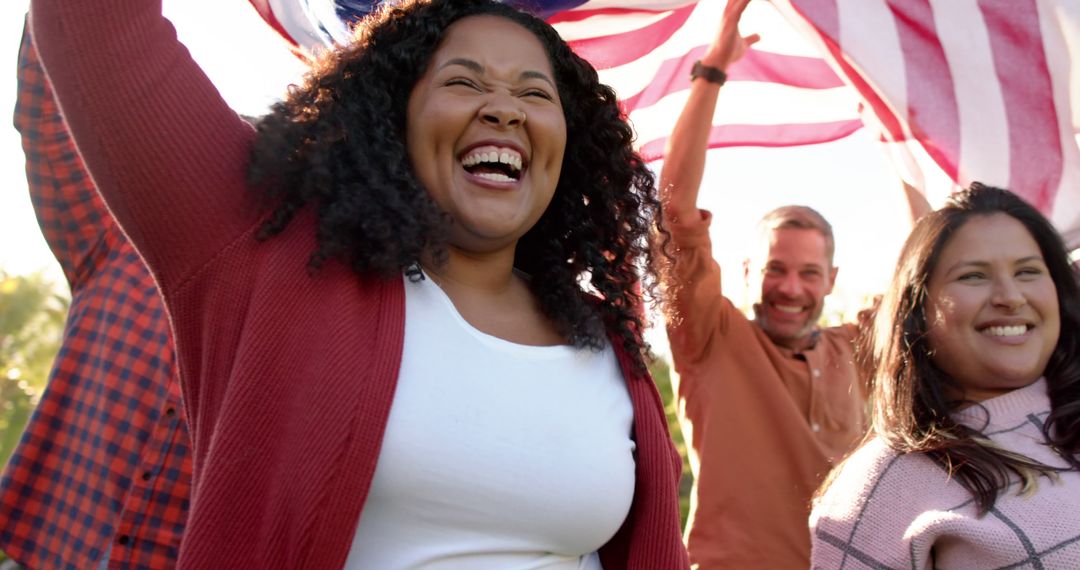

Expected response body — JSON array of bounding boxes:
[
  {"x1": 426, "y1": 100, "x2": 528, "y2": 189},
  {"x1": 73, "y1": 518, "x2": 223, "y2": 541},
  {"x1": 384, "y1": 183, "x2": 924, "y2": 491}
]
[
  {"x1": 649, "y1": 356, "x2": 693, "y2": 530},
  {"x1": 0, "y1": 271, "x2": 68, "y2": 469}
]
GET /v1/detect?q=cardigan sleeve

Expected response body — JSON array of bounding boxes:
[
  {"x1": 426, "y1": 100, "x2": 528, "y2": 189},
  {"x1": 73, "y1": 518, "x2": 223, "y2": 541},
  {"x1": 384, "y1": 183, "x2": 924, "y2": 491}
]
[{"x1": 28, "y1": 0, "x2": 265, "y2": 294}]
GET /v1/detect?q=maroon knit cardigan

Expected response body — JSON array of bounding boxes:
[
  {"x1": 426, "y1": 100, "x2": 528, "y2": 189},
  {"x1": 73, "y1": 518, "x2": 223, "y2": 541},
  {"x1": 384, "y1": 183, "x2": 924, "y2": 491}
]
[{"x1": 30, "y1": 0, "x2": 689, "y2": 567}]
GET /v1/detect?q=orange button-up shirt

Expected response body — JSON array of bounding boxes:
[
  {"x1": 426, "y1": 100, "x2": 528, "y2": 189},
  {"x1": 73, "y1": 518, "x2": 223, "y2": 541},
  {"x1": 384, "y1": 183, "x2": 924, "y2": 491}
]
[{"x1": 666, "y1": 209, "x2": 867, "y2": 569}]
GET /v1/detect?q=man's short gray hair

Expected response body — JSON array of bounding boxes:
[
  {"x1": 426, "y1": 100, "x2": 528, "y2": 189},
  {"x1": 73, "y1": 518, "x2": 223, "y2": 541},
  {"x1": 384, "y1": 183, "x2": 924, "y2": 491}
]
[{"x1": 758, "y1": 205, "x2": 835, "y2": 266}]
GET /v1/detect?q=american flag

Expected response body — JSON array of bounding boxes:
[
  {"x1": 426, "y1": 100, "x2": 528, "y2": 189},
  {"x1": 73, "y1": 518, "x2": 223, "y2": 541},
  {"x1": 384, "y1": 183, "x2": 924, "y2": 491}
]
[
  {"x1": 247, "y1": 0, "x2": 1080, "y2": 247},
  {"x1": 245, "y1": 0, "x2": 864, "y2": 162},
  {"x1": 772, "y1": 0, "x2": 1080, "y2": 247}
]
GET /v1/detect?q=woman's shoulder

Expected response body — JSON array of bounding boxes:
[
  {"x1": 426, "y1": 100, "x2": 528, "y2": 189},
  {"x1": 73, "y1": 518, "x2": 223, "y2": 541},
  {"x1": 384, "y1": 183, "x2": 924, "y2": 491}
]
[
  {"x1": 810, "y1": 437, "x2": 970, "y2": 568},
  {"x1": 815, "y1": 438, "x2": 903, "y2": 511},
  {"x1": 813, "y1": 436, "x2": 959, "y2": 522}
]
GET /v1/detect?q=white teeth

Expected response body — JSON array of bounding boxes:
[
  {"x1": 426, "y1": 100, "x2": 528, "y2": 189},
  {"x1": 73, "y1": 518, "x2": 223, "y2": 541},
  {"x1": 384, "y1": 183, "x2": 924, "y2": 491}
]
[
  {"x1": 775, "y1": 304, "x2": 803, "y2": 314},
  {"x1": 461, "y1": 147, "x2": 523, "y2": 172},
  {"x1": 983, "y1": 325, "x2": 1028, "y2": 337},
  {"x1": 474, "y1": 172, "x2": 515, "y2": 183}
]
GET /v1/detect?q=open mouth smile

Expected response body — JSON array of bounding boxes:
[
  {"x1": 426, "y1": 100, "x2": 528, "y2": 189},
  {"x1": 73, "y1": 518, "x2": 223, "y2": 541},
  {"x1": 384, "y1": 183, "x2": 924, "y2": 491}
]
[
  {"x1": 773, "y1": 303, "x2": 806, "y2": 314},
  {"x1": 979, "y1": 324, "x2": 1032, "y2": 337},
  {"x1": 460, "y1": 145, "x2": 524, "y2": 183}
]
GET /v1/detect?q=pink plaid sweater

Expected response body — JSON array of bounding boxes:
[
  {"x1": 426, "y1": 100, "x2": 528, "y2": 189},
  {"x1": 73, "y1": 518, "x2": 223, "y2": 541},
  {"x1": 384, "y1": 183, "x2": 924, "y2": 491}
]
[{"x1": 810, "y1": 378, "x2": 1080, "y2": 569}]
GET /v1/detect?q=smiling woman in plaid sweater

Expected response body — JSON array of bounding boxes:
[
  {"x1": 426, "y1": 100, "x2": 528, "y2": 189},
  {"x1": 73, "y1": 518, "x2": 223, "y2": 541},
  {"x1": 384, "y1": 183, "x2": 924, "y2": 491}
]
[{"x1": 810, "y1": 185, "x2": 1080, "y2": 569}]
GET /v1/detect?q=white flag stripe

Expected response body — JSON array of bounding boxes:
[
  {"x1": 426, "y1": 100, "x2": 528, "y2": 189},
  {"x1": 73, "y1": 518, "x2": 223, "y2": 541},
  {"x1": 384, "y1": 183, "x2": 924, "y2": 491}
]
[
  {"x1": 307, "y1": 0, "x2": 353, "y2": 44},
  {"x1": 878, "y1": 140, "x2": 958, "y2": 199},
  {"x1": 628, "y1": 82, "x2": 859, "y2": 133},
  {"x1": 552, "y1": 10, "x2": 674, "y2": 39},
  {"x1": 1051, "y1": 154, "x2": 1080, "y2": 248},
  {"x1": 835, "y1": 0, "x2": 909, "y2": 126},
  {"x1": 1041, "y1": 0, "x2": 1080, "y2": 245},
  {"x1": 742, "y1": 0, "x2": 833, "y2": 57},
  {"x1": 932, "y1": 0, "x2": 1010, "y2": 190},
  {"x1": 555, "y1": 0, "x2": 696, "y2": 13},
  {"x1": 266, "y1": 0, "x2": 329, "y2": 48},
  {"x1": 1041, "y1": 0, "x2": 1080, "y2": 132}
]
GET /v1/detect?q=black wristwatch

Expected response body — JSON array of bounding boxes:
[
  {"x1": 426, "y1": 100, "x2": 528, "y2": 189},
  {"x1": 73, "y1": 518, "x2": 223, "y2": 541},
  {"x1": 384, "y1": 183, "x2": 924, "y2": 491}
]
[{"x1": 690, "y1": 61, "x2": 727, "y2": 86}]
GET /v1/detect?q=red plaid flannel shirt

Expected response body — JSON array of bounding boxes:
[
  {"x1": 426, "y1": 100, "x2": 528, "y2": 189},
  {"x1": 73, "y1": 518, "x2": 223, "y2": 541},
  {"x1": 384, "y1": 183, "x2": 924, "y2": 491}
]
[{"x1": 0, "y1": 25, "x2": 193, "y2": 570}]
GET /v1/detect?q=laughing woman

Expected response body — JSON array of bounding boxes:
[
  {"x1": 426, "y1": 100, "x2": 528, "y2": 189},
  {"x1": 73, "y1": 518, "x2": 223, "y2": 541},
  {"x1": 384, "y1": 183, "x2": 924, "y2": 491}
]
[
  {"x1": 810, "y1": 184, "x2": 1080, "y2": 568},
  {"x1": 27, "y1": 0, "x2": 688, "y2": 567}
]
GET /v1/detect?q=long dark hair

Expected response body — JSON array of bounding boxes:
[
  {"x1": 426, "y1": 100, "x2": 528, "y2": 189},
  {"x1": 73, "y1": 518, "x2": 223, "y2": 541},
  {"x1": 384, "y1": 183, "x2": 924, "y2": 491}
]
[
  {"x1": 854, "y1": 183, "x2": 1080, "y2": 513},
  {"x1": 247, "y1": 0, "x2": 665, "y2": 359}
]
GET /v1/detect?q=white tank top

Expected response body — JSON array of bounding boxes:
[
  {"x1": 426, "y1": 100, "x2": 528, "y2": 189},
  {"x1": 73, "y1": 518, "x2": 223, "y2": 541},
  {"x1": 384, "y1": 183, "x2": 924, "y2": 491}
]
[{"x1": 344, "y1": 274, "x2": 636, "y2": 569}]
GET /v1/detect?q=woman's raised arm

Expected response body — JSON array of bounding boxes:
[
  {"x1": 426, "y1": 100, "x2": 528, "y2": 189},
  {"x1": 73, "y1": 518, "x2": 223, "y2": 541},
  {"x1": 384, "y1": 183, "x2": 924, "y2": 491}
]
[{"x1": 29, "y1": 0, "x2": 267, "y2": 293}]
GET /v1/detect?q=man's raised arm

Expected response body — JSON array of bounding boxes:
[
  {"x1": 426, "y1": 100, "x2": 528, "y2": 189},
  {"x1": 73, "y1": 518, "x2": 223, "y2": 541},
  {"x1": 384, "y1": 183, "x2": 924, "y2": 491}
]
[{"x1": 659, "y1": 0, "x2": 759, "y2": 222}]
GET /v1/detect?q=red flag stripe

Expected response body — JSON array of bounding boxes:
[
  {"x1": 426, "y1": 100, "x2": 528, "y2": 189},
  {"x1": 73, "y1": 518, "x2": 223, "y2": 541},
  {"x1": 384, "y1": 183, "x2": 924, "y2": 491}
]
[
  {"x1": 547, "y1": 5, "x2": 683, "y2": 25},
  {"x1": 565, "y1": 4, "x2": 695, "y2": 70},
  {"x1": 731, "y1": 48, "x2": 845, "y2": 89},
  {"x1": 887, "y1": 0, "x2": 960, "y2": 180},
  {"x1": 619, "y1": 44, "x2": 845, "y2": 112},
  {"x1": 979, "y1": 0, "x2": 1062, "y2": 211},
  {"x1": 248, "y1": 0, "x2": 298, "y2": 47}
]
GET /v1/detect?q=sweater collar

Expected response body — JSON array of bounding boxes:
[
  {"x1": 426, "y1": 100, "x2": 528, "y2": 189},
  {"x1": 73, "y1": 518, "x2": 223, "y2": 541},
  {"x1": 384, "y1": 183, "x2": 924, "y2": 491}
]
[{"x1": 952, "y1": 377, "x2": 1049, "y2": 430}]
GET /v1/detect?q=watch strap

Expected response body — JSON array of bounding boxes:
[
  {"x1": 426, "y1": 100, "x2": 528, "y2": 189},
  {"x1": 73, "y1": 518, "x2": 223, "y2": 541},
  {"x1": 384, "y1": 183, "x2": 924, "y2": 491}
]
[{"x1": 690, "y1": 61, "x2": 727, "y2": 85}]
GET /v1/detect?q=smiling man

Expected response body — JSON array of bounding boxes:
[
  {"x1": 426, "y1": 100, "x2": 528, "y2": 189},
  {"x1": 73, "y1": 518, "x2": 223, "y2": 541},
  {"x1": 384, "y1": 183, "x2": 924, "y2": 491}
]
[
  {"x1": 665, "y1": 203, "x2": 866, "y2": 570},
  {"x1": 658, "y1": 1, "x2": 871, "y2": 568}
]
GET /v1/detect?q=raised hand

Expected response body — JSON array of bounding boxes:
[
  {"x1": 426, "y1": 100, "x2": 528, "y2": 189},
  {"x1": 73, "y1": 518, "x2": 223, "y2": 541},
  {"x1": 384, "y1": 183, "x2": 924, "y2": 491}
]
[{"x1": 702, "y1": 0, "x2": 761, "y2": 71}]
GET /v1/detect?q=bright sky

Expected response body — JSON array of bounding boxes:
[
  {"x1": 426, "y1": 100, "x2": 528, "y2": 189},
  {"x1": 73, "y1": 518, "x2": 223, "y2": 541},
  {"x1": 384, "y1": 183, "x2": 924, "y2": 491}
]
[
  {"x1": 0, "y1": 0, "x2": 306, "y2": 283},
  {"x1": 0, "y1": 0, "x2": 913, "y2": 324},
  {"x1": 0, "y1": 0, "x2": 39, "y2": 278}
]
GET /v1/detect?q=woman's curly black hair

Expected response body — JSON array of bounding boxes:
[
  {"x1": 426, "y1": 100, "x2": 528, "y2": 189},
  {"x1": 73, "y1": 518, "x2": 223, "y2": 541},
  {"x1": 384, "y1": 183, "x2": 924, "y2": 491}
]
[{"x1": 248, "y1": 0, "x2": 666, "y2": 360}]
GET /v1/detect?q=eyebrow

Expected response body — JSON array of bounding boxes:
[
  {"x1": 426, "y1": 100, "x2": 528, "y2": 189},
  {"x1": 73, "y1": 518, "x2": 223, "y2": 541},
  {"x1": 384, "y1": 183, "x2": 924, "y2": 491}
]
[
  {"x1": 765, "y1": 260, "x2": 825, "y2": 269},
  {"x1": 945, "y1": 255, "x2": 1045, "y2": 274},
  {"x1": 438, "y1": 57, "x2": 557, "y2": 89}
]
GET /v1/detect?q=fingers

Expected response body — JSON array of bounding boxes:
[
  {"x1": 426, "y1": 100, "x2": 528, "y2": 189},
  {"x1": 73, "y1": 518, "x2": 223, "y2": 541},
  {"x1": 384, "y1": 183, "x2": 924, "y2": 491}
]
[
  {"x1": 709, "y1": 0, "x2": 759, "y2": 68},
  {"x1": 724, "y1": 0, "x2": 753, "y2": 18},
  {"x1": 721, "y1": 0, "x2": 757, "y2": 44}
]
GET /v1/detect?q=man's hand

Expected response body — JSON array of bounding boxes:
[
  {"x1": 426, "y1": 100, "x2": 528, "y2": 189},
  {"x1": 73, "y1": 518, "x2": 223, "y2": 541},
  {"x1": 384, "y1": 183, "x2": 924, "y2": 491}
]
[
  {"x1": 659, "y1": 0, "x2": 761, "y2": 221},
  {"x1": 702, "y1": 0, "x2": 761, "y2": 71}
]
